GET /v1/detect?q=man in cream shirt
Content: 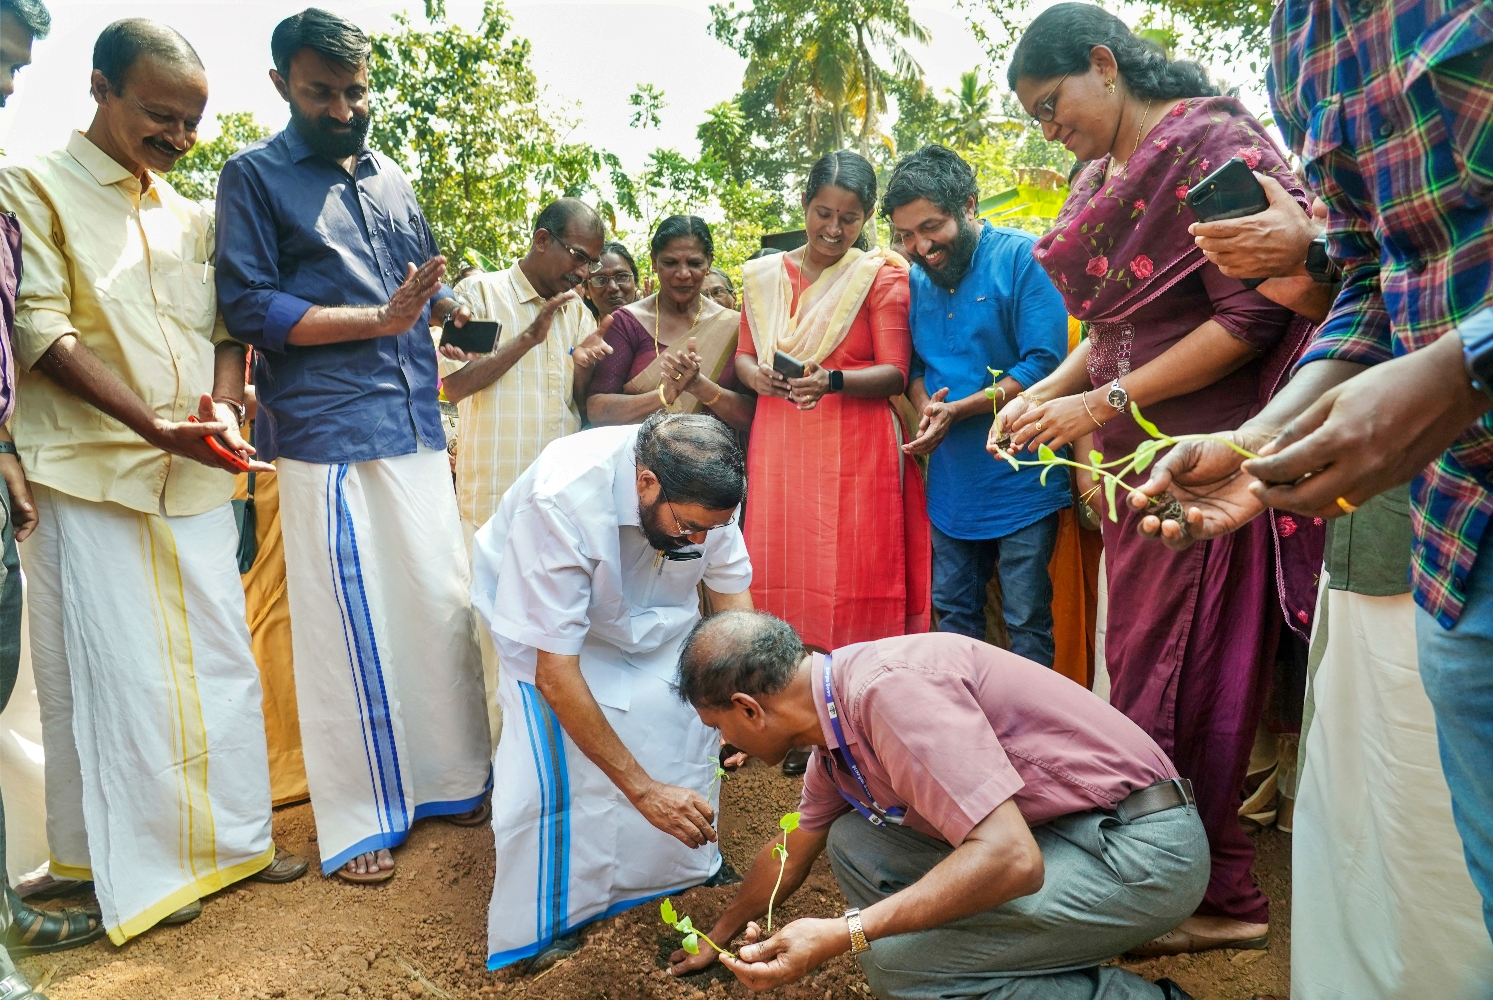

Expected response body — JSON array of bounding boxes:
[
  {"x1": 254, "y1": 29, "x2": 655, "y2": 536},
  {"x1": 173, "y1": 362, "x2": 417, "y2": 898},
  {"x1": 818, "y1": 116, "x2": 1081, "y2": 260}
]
[
  {"x1": 0, "y1": 18, "x2": 304, "y2": 946},
  {"x1": 440, "y1": 197, "x2": 611, "y2": 746}
]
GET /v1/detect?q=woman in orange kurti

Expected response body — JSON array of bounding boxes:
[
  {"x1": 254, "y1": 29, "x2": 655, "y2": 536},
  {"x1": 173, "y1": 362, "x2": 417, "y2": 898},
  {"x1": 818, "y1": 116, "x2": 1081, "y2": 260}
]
[{"x1": 735, "y1": 151, "x2": 931, "y2": 651}]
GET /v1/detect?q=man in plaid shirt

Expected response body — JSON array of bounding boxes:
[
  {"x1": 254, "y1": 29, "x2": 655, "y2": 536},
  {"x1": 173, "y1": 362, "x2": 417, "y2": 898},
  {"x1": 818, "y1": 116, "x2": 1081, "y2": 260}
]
[{"x1": 1133, "y1": 0, "x2": 1493, "y2": 949}]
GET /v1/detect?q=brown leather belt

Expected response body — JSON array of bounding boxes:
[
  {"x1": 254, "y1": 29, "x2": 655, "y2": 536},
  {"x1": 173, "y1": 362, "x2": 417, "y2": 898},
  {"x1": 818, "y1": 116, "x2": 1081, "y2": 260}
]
[{"x1": 1115, "y1": 778, "x2": 1195, "y2": 824}]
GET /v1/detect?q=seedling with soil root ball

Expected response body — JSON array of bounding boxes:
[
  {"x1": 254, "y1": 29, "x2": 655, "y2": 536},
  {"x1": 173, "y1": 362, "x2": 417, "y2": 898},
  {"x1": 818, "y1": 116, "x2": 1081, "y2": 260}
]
[
  {"x1": 765, "y1": 811, "x2": 800, "y2": 934},
  {"x1": 660, "y1": 898, "x2": 735, "y2": 958},
  {"x1": 984, "y1": 367, "x2": 1259, "y2": 529}
]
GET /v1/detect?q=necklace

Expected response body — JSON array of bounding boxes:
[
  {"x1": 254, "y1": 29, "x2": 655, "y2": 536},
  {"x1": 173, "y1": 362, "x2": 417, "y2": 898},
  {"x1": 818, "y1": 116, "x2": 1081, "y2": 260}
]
[
  {"x1": 1105, "y1": 97, "x2": 1155, "y2": 181},
  {"x1": 654, "y1": 292, "x2": 706, "y2": 411}
]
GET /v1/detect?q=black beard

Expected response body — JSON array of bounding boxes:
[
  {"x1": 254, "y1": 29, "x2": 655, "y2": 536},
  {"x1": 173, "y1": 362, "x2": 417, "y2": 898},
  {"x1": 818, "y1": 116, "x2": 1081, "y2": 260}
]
[
  {"x1": 638, "y1": 499, "x2": 690, "y2": 551},
  {"x1": 290, "y1": 102, "x2": 371, "y2": 160},
  {"x1": 914, "y1": 219, "x2": 981, "y2": 290}
]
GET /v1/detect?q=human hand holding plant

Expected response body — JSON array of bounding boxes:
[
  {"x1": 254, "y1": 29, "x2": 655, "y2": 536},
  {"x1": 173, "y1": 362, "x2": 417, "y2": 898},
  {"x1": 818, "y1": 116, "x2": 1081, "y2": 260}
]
[
  {"x1": 1008, "y1": 391, "x2": 1108, "y2": 454},
  {"x1": 721, "y1": 916, "x2": 851, "y2": 992},
  {"x1": 1126, "y1": 428, "x2": 1275, "y2": 549},
  {"x1": 661, "y1": 898, "x2": 736, "y2": 962}
]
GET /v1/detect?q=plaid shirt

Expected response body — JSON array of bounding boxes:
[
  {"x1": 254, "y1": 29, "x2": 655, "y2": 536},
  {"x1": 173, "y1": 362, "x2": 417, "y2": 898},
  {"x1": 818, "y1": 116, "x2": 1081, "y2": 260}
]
[{"x1": 1269, "y1": 0, "x2": 1493, "y2": 627}]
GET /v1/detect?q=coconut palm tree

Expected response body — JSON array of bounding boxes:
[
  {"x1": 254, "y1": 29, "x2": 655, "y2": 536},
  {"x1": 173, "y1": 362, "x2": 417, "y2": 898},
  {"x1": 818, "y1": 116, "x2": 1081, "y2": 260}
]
[{"x1": 938, "y1": 70, "x2": 997, "y2": 150}]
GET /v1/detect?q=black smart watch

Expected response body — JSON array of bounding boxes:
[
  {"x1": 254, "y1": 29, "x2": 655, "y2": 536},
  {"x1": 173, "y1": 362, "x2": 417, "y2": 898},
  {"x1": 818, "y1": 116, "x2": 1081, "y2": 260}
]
[
  {"x1": 827, "y1": 369, "x2": 845, "y2": 393},
  {"x1": 1304, "y1": 234, "x2": 1342, "y2": 284},
  {"x1": 1461, "y1": 308, "x2": 1493, "y2": 402}
]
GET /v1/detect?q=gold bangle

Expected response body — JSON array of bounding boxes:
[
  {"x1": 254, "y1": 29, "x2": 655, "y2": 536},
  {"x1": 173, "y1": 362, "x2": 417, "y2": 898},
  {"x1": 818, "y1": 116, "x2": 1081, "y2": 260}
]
[
  {"x1": 1080, "y1": 483, "x2": 1103, "y2": 503},
  {"x1": 698, "y1": 384, "x2": 723, "y2": 407},
  {"x1": 1081, "y1": 390, "x2": 1102, "y2": 429},
  {"x1": 658, "y1": 382, "x2": 672, "y2": 411},
  {"x1": 1019, "y1": 390, "x2": 1041, "y2": 406}
]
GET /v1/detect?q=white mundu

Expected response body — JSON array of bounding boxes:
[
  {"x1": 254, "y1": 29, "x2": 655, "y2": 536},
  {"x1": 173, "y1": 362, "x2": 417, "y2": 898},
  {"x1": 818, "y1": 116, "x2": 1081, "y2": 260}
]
[{"x1": 471, "y1": 424, "x2": 752, "y2": 970}]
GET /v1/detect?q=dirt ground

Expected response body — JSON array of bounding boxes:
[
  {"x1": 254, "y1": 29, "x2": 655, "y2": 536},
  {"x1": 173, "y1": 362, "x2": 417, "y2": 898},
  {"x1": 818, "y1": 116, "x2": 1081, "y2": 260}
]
[{"x1": 19, "y1": 762, "x2": 1289, "y2": 1000}]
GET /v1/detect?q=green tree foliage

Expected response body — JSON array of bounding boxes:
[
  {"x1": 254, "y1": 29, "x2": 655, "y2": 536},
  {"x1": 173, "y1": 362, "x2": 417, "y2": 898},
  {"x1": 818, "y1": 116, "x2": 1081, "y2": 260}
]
[
  {"x1": 956, "y1": 0, "x2": 1271, "y2": 74},
  {"x1": 938, "y1": 70, "x2": 997, "y2": 150},
  {"x1": 368, "y1": 0, "x2": 627, "y2": 267},
  {"x1": 710, "y1": 0, "x2": 930, "y2": 169},
  {"x1": 628, "y1": 83, "x2": 667, "y2": 130},
  {"x1": 171, "y1": 111, "x2": 271, "y2": 202}
]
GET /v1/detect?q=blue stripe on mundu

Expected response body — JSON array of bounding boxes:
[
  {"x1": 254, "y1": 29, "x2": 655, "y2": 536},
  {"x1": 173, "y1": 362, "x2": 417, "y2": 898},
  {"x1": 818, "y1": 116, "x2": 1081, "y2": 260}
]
[
  {"x1": 486, "y1": 885, "x2": 704, "y2": 970},
  {"x1": 518, "y1": 685, "x2": 550, "y2": 947}
]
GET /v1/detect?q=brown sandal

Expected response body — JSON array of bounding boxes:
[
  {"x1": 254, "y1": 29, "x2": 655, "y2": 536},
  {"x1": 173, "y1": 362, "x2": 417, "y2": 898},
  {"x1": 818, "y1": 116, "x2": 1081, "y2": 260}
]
[
  {"x1": 248, "y1": 847, "x2": 310, "y2": 884},
  {"x1": 443, "y1": 798, "x2": 492, "y2": 827},
  {"x1": 335, "y1": 857, "x2": 395, "y2": 884}
]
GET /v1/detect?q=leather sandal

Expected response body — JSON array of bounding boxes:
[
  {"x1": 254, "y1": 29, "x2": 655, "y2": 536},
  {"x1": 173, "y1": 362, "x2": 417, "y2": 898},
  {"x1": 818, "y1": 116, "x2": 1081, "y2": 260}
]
[
  {"x1": 248, "y1": 847, "x2": 310, "y2": 884},
  {"x1": 443, "y1": 798, "x2": 491, "y2": 827},
  {"x1": 13, "y1": 874, "x2": 91, "y2": 902},
  {"x1": 0, "y1": 969, "x2": 46, "y2": 1000},
  {"x1": 158, "y1": 899, "x2": 202, "y2": 926},
  {"x1": 335, "y1": 857, "x2": 395, "y2": 884},
  {"x1": 6, "y1": 891, "x2": 105, "y2": 957}
]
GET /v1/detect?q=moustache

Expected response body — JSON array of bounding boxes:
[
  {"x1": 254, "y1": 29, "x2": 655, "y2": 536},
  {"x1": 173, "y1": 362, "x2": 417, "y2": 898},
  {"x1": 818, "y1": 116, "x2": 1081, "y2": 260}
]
[{"x1": 144, "y1": 135, "x2": 187, "y2": 159}]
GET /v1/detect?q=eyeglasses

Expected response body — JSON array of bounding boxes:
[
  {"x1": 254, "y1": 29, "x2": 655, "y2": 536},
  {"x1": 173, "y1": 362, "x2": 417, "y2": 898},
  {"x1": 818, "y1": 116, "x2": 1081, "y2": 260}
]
[
  {"x1": 659, "y1": 485, "x2": 736, "y2": 540},
  {"x1": 588, "y1": 272, "x2": 637, "y2": 290},
  {"x1": 545, "y1": 230, "x2": 602, "y2": 273},
  {"x1": 1030, "y1": 71, "x2": 1072, "y2": 125}
]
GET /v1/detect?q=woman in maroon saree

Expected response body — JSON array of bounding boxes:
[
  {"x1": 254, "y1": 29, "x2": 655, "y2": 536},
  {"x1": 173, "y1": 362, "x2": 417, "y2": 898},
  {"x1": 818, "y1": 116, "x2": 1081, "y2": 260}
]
[{"x1": 1000, "y1": 3, "x2": 1324, "y2": 955}]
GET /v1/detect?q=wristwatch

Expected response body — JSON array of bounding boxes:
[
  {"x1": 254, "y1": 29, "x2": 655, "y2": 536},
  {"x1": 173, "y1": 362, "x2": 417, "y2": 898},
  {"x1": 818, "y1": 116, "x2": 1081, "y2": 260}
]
[
  {"x1": 1105, "y1": 378, "x2": 1129, "y2": 411},
  {"x1": 845, "y1": 908, "x2": 870, "y2": 955},
  {"x1": 1304, "y1": 235, "x2": 1342, "y2": 284},
  {"x1": 827, "y1": 369, "x2": 845, "y2": 393},
  {"x1": 213, "y1": 396, "x2": 247, "y2": 425},
  {"x1": 1461, "y1": 307, "x2": 1493, "y2": 402}
]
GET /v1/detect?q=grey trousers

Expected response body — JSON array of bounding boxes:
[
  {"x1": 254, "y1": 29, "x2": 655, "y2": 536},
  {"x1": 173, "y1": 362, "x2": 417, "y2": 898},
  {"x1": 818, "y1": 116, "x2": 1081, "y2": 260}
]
[
  {"x1": 0, "y1": 479, "x2": 26, "y2": 983},
  {"x1": 826, "y1": 798, "x2": 1210, "y2": 1000}
]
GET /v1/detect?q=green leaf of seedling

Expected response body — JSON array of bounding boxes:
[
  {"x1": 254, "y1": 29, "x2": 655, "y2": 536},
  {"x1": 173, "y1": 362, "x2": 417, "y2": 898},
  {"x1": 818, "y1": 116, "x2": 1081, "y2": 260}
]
[
  {"x1": 677, "y1": 915, "x2": 695, "y2": 934},
  {"x1": 1104, "y1": 476, "x2": 1119, "y2": 521},
  {"x1": 716, "y1": 766, "x2": 727, "y2": 780},
  {"x1": 682, "y1": 933, "x2": 700, "y2": 955},
  {"x1": 1132, "y1": 439, "x2": 1160, "y2": 474},
  {"x1": 987, "y1": 367, "x2": 1004, "y2": 381},
  {"x1": 1036, "y1": 443, "x2": 1057, "y2": 463},
  {"x1": 661, "y1": 900, "x2": 678, "y2": 927},
  {"x1": 772, "y1": 843, "x2": 787, "y2": 860},
  {"x1": 1089, "y1": 450, "x2": 1104, "y2": 468},
  {"x1": 1039, "y1": 464, "x2": 1053, "y2": 486},
  {"x1": 985, "y1": 387, "x2": 995, "y2": 399},
  {"x1": 780, "y1": 812, "x2": 801, "y2": 833},
  {"x1": 1131, "y1": 403, "x2": 1163, "y2": 440}
]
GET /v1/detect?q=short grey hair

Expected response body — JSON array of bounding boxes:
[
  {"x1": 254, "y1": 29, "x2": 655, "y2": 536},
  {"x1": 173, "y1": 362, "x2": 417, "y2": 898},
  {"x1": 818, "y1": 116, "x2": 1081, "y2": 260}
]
[
  {"x1": 676, "y1": 611, "x2": 805, "y2": 709},
  {"x1": 1, "y1": 0, "x2": 51, "y2": 40}
]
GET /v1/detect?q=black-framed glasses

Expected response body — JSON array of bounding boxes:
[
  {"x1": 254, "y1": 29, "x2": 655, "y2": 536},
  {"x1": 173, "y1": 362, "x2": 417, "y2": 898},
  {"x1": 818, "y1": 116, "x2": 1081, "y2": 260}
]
[
  {"x1": 659, "y1": 485, "x2": 736, "y2": 539},
  {"x1": 1030, "y1": 71, "x2": 1072, "y2": 124},
  {"x1": 544, "y1": 230, "x2": 603, "y2": 273},
  {"x1": 588, "y1": 271, "x2": 637, "y2": 290}
]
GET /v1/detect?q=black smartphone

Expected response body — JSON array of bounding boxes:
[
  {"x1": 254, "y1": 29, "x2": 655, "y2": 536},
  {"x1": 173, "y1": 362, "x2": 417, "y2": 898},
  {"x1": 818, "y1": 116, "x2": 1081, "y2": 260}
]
[
  {"x1": 440, "y1": 317, "x2": 500, "y2": 354},
  {"x1": 773, "y1": 349, "x2": 806, "y2": 380},
  {"x1": 1186, "y1": 157, "x2": 1269, "y2": 289}
]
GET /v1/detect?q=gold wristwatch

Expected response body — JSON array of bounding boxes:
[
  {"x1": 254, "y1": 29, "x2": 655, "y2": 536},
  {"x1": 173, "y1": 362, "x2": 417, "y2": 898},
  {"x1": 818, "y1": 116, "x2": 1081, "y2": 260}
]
[{"x1": 845, "y1": 907, "x2": 870, "y2": 955}]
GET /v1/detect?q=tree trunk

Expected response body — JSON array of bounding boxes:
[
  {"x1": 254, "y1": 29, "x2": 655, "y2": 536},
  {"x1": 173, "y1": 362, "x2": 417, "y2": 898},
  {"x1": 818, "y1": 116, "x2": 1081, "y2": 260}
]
[{"x1": 855, "y1": 22, "x2": 878, "y2": 246}]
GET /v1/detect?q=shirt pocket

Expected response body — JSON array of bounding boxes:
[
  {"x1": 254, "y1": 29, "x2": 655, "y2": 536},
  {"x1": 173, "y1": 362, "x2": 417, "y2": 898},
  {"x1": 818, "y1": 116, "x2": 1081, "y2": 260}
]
[
  {"x1": 1408, "y1": 5, "x2": 1493, "y2": 204},
  {"x1": 173, "y1": 260, "x2": 218, "y2": 335}
]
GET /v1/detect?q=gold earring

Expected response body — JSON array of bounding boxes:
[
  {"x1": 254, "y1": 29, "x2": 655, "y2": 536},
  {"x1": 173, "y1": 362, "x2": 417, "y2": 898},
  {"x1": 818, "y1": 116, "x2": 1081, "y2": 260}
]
[{"x1": 1106, "y1": 79, "x2": 1116, "y2": 94}]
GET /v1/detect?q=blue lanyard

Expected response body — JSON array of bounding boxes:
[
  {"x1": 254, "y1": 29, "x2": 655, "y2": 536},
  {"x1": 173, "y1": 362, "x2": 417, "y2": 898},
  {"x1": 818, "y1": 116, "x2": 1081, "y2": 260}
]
[{"x1": 822, "y1": 654, "x2": 905, "y2": 827}]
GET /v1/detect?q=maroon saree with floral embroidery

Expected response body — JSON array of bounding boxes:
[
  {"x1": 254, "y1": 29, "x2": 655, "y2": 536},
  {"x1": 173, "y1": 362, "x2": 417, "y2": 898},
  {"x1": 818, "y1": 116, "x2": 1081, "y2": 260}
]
[{"x1": 1034, "y1": 97, "x2": 1325, "y2": 925}]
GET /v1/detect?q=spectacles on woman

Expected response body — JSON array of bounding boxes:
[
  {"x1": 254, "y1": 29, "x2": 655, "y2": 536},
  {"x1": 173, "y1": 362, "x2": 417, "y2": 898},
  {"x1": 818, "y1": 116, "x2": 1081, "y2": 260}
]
[
  {"x1": 545, "y1": 230, "x2": 603, "y2": 273},
  {"x1": 588, "y1": 272, "x2": 637, "y2": 290},
  {"x1": 1030, "y1": 71, "x2": 1072, "y2": 124}
]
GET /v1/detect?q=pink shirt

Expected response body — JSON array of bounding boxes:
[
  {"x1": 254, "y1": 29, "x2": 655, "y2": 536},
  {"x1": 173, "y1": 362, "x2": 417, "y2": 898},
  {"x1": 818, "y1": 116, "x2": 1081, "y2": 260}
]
[{"x1": 799, "y1": 634, "x2": 1178, "y2": 846}]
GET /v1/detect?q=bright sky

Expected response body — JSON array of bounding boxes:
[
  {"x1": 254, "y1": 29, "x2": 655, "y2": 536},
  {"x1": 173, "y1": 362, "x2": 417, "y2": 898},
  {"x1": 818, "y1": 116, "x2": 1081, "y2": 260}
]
[{"x1": 0, "y1": 1, "x2": 1266, "y2": 172}]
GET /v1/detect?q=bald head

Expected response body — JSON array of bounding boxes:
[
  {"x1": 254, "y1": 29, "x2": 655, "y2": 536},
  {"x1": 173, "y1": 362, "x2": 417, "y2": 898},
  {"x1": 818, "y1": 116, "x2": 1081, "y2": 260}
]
[
  {"x1": 94, "y1": 17, "x2": 203, "y2": 95},
  {"x1": 676, "y1": 611, "x2": 805, "y2": 710}
]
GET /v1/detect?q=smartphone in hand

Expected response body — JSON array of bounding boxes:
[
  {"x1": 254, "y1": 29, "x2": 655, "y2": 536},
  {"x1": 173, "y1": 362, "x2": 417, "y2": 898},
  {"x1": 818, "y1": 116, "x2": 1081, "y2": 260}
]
[
  {"x1": 441, "y1": 316, "x2": 501, "y2": 355},
  {"x1": 187, "y1": 414, "x2": 251, "y2": 472},
  {"x1": 1186, "y1": 157, "x2": 1270, "y2": 289},
  {"x1": 772, "y1": 350, "x2": 806, "y2": 380}
]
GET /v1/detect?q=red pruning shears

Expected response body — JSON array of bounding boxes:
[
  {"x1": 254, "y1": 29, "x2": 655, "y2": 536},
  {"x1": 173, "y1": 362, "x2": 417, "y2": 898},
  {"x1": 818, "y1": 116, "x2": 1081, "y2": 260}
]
[{"x1": 187, "y1": 414, "x2": 252, "y2": 472}]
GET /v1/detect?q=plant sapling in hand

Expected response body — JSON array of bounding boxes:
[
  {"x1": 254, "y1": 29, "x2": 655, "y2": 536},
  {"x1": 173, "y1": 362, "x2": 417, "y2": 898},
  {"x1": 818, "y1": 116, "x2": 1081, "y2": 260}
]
[
  {"x1": 765, "y1": 811, "x2": 800, "y2": 934},
  {"x1": 660, "y1": 898, "x2": 735, "y2": 958}
]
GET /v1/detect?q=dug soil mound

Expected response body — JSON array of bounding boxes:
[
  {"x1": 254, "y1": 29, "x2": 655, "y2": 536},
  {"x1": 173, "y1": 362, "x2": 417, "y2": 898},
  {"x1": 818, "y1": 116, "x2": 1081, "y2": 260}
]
[{"x1": 20, "y1": 760, "x2": 1289, "y2": 999}]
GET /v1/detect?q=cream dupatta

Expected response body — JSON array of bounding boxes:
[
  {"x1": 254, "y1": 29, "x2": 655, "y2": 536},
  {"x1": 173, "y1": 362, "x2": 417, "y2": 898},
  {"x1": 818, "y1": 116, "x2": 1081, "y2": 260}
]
[
  {"x1": 620, "y1": 300, "x2": 741, "y2": 415},
  {"x1": 741, "y1": 247, "x2": 906, "y2": 366}
]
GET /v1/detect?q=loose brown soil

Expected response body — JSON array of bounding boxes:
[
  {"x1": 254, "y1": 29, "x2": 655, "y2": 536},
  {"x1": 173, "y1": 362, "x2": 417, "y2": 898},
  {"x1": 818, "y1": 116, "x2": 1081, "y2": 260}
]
[{"x1": 19, "y1": 762, "x2": 1289, "y2": 999}]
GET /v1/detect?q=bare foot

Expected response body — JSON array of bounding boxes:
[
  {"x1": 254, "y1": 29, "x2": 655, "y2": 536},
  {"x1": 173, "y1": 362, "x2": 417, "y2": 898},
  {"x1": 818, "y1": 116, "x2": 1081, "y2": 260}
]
[
  {"x1": 1174, "y1": 915, "x2": 1269, "y2": 940},
  {"x1": 344, "y1": 848, "x2": 395, "y2": 877},
  {"x1": 1129, "y1": 914, "x2": 1269, "y2": 956}
]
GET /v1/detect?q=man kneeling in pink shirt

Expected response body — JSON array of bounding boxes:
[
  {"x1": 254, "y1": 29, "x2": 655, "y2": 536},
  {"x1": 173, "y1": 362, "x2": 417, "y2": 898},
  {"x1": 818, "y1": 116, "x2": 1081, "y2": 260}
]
[{"x1": 669, "y1": 611, "x2": 1207, "y2": 1000}]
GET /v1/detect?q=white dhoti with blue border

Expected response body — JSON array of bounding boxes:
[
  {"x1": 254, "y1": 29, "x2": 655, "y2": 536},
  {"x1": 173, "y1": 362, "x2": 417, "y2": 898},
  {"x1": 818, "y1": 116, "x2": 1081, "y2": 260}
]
[{"x1": 277, "y1": 447, "x2": 491, "y2": 874}]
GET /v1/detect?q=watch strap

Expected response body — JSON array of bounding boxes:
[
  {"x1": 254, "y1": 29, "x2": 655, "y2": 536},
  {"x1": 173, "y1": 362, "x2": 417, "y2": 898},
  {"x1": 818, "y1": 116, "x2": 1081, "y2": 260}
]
[
  {"x1": 0, "y1": 441, "x2": 17, "y2": 457},
  {"x1": 845, "y1": 907, "x2": 870, "y2": 955},
  {"x1": 1461, "y1": 308, "x2": 1493, "y2": 400}
]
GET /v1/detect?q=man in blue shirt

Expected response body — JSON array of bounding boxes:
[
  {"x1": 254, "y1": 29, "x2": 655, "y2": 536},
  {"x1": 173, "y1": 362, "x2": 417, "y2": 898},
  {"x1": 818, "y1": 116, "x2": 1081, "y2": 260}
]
[
  {"x1": 215, "y1": 8, "x2": 491, "y2": 886},
  {"x1": 884, "y1": 145, "x2": 1070, "y2": 665}
]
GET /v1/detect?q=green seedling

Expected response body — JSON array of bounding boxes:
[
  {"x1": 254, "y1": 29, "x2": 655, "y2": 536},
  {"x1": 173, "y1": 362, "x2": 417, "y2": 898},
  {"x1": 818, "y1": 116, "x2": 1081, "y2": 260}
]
[
  {"x1": 765, "y1": 811, "x2": 801, "y2": 934},
  {"x1": 708, "y1": 752, "x2": 730, "y2": 796},
  {"x1": 660, "y1": 898, "x2": 735, "y2": 958},
  {"x1": 989, "y1": 400, "x2": 1259, "y2": 524}
]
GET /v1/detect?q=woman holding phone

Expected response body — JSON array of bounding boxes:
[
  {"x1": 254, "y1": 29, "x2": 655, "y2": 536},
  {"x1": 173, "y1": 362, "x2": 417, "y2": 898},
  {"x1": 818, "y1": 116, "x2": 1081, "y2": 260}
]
[
  {"x1": 997, "y1": 2, "x2": 1321, "y2": 955},
  {"x1": 735, "y1": 150, "x2": 930, "y2": 654},
  {"x1": 585, "y1": 216, "x2": 754, "y2": 431}
]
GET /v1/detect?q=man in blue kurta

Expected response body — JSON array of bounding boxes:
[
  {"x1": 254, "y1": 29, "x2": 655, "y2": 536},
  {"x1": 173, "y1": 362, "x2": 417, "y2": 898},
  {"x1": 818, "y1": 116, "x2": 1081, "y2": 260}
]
[
  {"x1": 884, "y1": 145, "x2": 1070, "y2": 665},
  {"x1": 213, "y1": 8, "x2": 490, "y2": 884}
]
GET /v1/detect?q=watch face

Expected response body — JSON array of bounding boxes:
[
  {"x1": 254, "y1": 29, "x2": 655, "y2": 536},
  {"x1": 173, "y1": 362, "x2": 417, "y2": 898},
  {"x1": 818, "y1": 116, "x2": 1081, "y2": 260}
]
[{"x1": 1106, "y1": 386, "x2": 1128, "y2": 409}]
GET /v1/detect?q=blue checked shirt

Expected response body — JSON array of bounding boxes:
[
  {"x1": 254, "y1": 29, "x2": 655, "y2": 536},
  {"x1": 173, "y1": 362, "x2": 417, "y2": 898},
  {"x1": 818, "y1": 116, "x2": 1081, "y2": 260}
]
[{"x1": 1269, "y1": 0, "x2": 1493, "y2": 627}]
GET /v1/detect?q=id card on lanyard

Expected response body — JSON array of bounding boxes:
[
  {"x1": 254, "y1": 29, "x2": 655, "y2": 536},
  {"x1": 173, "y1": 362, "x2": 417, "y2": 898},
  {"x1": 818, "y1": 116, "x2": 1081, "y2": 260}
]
[{"x1": 822, "y1": 654, "x2": 906, "y2": 827}]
